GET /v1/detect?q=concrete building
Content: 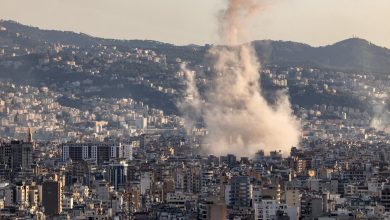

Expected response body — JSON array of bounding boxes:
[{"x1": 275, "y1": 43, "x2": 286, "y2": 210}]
[
  {"x1": 0, "y1": 140, "x2": 33, "y2": 174},
  {"x1": 42, "y1": 180, "x2": 62, "y2": 216},
  {"x1": 198, "y1": 197, "x2": 227, "y2": 220},
  {"x1": 227, "y1": 176, "x2": 252, "y2": 207},
  {"x1": 381, "y1": 184, "x2": 390, "y2": 212},
  {"x1": 135, "y1": 117, "x2": 148, "y2": 129},
  {"x1": 62, "y1": 142, "x2": 133, "y2": 164},
  {"x1": 254, "y1": 200, "x2": 288, "y2": 220}
]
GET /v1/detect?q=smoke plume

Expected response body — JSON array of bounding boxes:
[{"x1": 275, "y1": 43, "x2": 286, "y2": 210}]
[
  {"x1": 179, "y1": 0, "x2": 301, "y2": 157},
  {"x1": 178, "y1": 63, "x2": 203, "y2": 131},
  {"x1": 218, "y1": 0, "x2": 264, "y2": 45},
  {"x1": 371, "y1": 102, "x2": 390, "y2": 133}
]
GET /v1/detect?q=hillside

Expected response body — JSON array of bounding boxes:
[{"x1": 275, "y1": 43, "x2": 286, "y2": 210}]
[
  {"x1": 0, "y1": 20, "x2": 172, "y2": 48},
  {"x1": 2, "y1": 20, "x2": 390, "y2": 73},
  {"x1": 253, "y1": 38, "x2": 390, "y2": 73},
  {"x1": 0, "y1": 20, "x2": 387, "y2": 115}
]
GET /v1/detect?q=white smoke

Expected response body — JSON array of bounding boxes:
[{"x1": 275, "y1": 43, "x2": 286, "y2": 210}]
[
  {"x1": 371, "y1": 102, "x2": 390, "y2": 133},
  {"x1": 218, "y1": 0, "x2": 265, "y2": 45},
  {"x1": 178, "y1": 63, "x2": 203, "y2": 131},
  {"x1": 179, "y1": 0, "x2": 301, "y2": 157}
]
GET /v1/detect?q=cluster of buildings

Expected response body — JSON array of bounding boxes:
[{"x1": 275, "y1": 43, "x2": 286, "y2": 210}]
[
  {"x1": 1, "y1": 20, "x2": 185, "y2": 144},
  {"x1": 1, "y1": 131, "x2": 390, "y2": 219},
  {"x1": 260, "y1": 66, "x2": 390, "y2": 142},
  {"x1": 2, "y1": 20, "x2": 390, "y2": 145},
  {"x1": 0, "y1": 81, "x2": 179, "y2": 143},
  {"x1": 2, "y1": 20, "x2": 390, "y2": 219}
]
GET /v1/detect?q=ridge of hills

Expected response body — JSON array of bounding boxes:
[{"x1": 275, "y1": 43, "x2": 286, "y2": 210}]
[{"x1": 2, "y1": 20, "x2": 390, "y2": 73}]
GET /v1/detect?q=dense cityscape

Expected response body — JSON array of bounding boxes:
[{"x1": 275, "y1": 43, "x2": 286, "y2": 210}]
[{"x1": 1, "y1": 3, "x2": 390, "y2": 220}]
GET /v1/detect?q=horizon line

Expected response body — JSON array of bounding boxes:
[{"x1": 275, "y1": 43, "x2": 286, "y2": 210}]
[{"x1": 1, "y1": 19, "x2": 388, "y2": 49}]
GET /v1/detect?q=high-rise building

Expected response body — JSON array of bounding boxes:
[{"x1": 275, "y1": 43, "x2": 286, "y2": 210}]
[
  {"x1": 15, "y1": 182, "x2": 29, "y2": 208},
  {"x1": 0, "y1": 142, "x2": 11, "y2": 165},
  {"x1": 285, "y1": 187, "x2": 301, "y2": 208},
  {"x1": 0, "y1": 142, "x2": 11, "y2": 178},
  {"x1": 28, "y1": 185, "x2": 39, "y2": 209},
  {"x1": 109, "y1": 160, "x2": 129, "y2": 190},
  {"x1": 227, "y1": 176, "x2": 252, "y2": 207},
  {"x1": 381, "y1": 184, "x2": 390, "y2": 212},
  {"x1": 3, "y1": 184, "x2": 15, "y2": 206},
  {"x1": 11, "y1": 140, "x2": 33, "y2": 172},
  {"x1": 185, "y1": 166, "x2": 201, "y2": 194},
  {"x1": 62, "y1": 142, "x2": 133, "y2": 164},
  {"x1": 42, "y1": 180, "x2": 62, "y2": 216},
  {"x1": 124, "y1": 185, "x2": 141, "y2": 213},
  {"x1": 111, "y1": 143, "x2": 133, "y2": 160},
  {"x1": 0, "y1": 140, "x2": 33, "y2": 174}
]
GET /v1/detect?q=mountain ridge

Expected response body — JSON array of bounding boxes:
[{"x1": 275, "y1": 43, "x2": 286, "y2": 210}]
[
  {"x1": 0, "y1": 19, "x2": 174, "y2": 48},
  {"x1": 253, "y1": 38, "x2": 390, "y2": 73},
  {"x1": 1, "y1": 19, "x2": 390, "y2": 73}
]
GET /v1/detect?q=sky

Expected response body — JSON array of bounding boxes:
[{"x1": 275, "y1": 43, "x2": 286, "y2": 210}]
[{"x1": 1, "y1": 0, "x2": 390, "y2": 47}]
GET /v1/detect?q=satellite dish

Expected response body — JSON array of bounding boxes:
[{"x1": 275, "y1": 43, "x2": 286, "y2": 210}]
[{"x1": 308, "y1": 170, "x2": 316, "y2": 177}]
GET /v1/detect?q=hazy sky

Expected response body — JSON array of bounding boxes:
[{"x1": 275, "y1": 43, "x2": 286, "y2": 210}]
[{"x1": 1, "y1": 0, "x2": 390, "y2": 47}]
